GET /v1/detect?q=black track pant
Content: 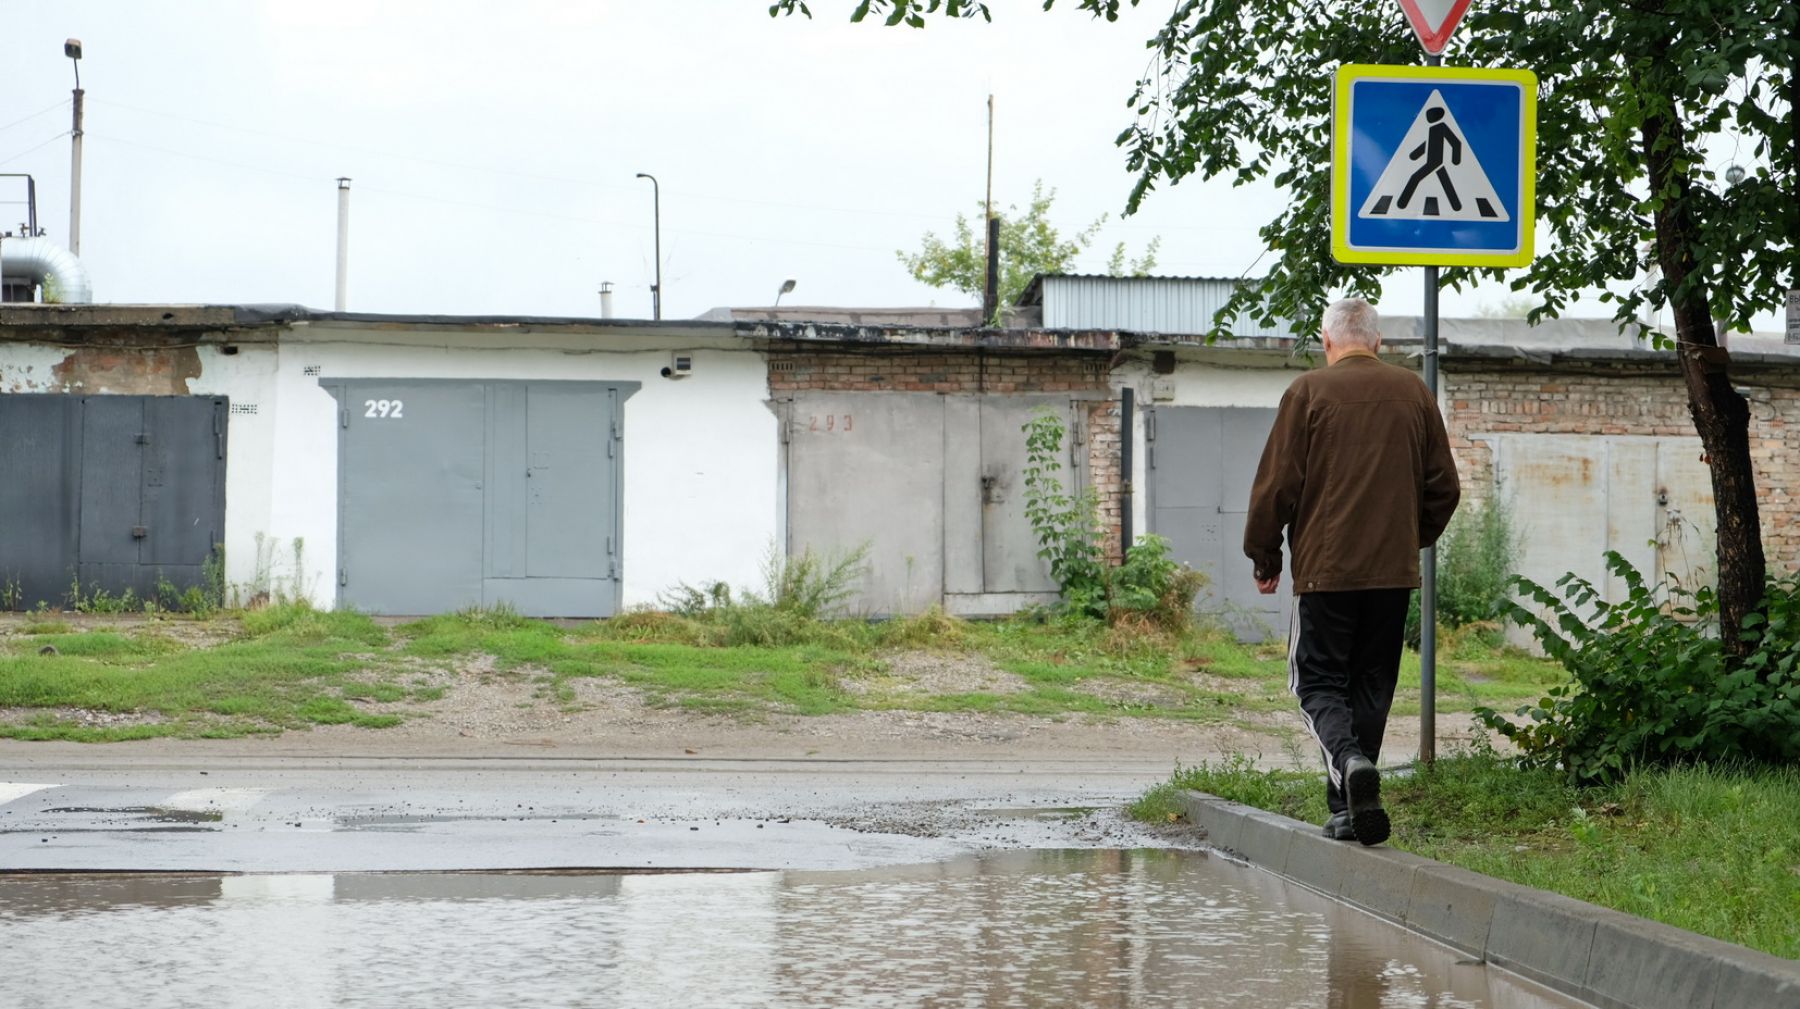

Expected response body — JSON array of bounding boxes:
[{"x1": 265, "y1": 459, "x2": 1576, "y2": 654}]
[{"x1": 1288, "y1": 588, "x2": 1410, "y2": 815}]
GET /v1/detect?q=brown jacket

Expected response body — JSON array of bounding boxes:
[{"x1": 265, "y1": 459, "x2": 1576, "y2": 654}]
[{"x1": 1244, "y1": 351, "x2": 1461, "y2": 593}]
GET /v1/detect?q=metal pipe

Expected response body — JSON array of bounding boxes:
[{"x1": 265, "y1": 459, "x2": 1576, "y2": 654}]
[
  {"x1": 983, "y1": 215, "x2": 1000, "y2": 325},
  {"x1": 335, "y1": 178, "x2": 351, "y2": 311},
  {"x1": 0, "y1": 235, "x2": 93, "y2": 303},
  {"x1": 636, "y1": 173, "x2": 661, "y2": 320},
  {"x1": 69, "y1": 89, "x2": 84, "y2": 256},
  {"x1": 599, "y1": 281, "x2": 615, "y2": 319},
  {"x1": 1418, "y1": 50, "x2": 1443, "y2": 768},
  {"x1": 1120, "y1": 386, "x2": 1135, "y2": 557}
]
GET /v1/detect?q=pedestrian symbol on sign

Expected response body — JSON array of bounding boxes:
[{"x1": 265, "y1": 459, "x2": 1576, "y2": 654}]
[{"x1": 1358, "y1": 90, "x2": 1508, "y2": 223}]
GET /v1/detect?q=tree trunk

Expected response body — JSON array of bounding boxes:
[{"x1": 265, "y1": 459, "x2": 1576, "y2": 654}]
[{"x1": 1641, "y1": 103, "x2": 1767, "y2": 660}]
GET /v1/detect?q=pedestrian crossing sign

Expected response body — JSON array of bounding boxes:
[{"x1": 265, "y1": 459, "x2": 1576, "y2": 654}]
[{"x1": 1331, "y1": 64, "x2": 1537, "y2": 267}]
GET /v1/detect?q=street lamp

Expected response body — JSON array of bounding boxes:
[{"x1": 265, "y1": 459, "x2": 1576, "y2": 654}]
[
  {"x1": 1724, "y1": 164, "x2": 1746, "y2": 185},
  {"x1": 65, "y1": 38, "x2": 83, "y2": 256},
  {"x1": 774, "y1": 278, "x2": 796, "y2": 307},
  {"x1": 635, "y1": 172, "x2": 661, "y2": 320}
]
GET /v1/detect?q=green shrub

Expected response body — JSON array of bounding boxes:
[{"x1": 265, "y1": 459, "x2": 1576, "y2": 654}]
[
  {"x1": 1110, "y1": 534, "x2": 1208, "y2": 632},
  {"x1": 1022, "y1": 409, "x2": 1204, "y2": 626},
  {"x1": 1408, "y1": 492, "x2": 1519, "y2": 648},
  {"x1": 1477, "y1": 552, "x2": 1800, "y2": 783},
  {"x1": 757, "y1": 542, "x2": 869, "y2": 619},
  {"x1": 1022, "y1": 408, "x2": 1109, "y2": 618}
]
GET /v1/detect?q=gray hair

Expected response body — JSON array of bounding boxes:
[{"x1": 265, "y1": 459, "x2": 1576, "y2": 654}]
[{"x1": 1323, "y1": 298, "x2": 1381, "y2": 349}]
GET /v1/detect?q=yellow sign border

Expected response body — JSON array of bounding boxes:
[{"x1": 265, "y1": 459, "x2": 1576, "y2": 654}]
[{"x1": 1331, "y1": 63, "x2": 1538, "y2": 268}]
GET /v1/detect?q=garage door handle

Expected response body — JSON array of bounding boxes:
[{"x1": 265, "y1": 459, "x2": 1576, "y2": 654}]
[{"x1": 132, "y1": 526, "x2": 148, "y2": 539}]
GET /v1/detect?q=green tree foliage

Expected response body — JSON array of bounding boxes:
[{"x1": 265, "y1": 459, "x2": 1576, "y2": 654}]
[
  {"x1": 776, "y1": 0, "x2": 1798, "y2": 658},
  {"x1": 900, "y1": 179, "x2": 1159, "y2": 311}
]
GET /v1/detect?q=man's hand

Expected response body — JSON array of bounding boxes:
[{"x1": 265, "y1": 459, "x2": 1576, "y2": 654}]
[{"x1": 1255, "y1": 574, "x2": 1280, "y2": 595}]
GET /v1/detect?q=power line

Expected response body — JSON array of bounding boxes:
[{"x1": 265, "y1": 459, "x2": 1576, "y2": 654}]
[
  {"x1": 0, "y1": 99, "x2": 70, "y2": 137},
  {"x1": 0, "y1": 131, "x2": 72, "y2": 169}
]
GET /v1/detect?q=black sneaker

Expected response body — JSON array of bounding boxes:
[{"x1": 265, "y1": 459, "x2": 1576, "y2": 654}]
[
  {"x1": 1343, "y1": 755, "x2": 1390, "y2": 846},
  {"x1": 1322, "y1": 811, "x2": 1356, "y2": 841}
]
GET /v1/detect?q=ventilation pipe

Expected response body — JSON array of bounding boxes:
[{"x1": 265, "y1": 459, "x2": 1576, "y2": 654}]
[
  {"x1": 600, "y1": 281, "x2": 614, "y2": 319},
  {"x1": 0, "y1": 235, "x2": 93, "y2": 304}
]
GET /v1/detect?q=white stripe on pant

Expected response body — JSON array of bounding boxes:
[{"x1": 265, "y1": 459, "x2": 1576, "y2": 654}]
[{"x1": 1287, "y1": 595, "x2": 1341, "y2": 789}]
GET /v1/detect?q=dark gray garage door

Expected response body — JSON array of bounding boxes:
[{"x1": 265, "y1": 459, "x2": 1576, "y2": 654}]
[
  {"x1": 323, "y1": 380, "x2": 631, "y2": 618},
  {"x1": 1147, "y1": 406, "x2": 1290, "y2": 642},
  {"x1": 0, "y1": 395, "x2": 226, "y2": 609}
]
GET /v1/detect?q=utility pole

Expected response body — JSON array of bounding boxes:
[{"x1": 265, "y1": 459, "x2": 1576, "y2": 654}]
[
  {"x1": 335, "y1": 178, "x2": 351, "y2": 311},
  {"x1": 983, "y1": 95, "x2": 998, "y2": 325},
  {"x1": 636, "y1": 172, "x2": 662, "y2": 320},
  {"x1": 66, "y1": 39, "x2": 84, "y2": 256}
]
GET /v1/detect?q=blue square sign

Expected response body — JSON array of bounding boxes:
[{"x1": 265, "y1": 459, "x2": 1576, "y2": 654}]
[{"x1": 1332, "y1": 64, "x2": 1537, "y2": 267}]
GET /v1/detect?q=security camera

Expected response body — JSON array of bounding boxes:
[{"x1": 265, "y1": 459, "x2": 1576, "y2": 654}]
[{"x1": 64, "y1": 39, "x2": 82, "y2": 60}]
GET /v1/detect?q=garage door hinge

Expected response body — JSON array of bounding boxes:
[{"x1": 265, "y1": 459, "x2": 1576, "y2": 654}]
[{"x1": 338, "y1": 568, "x2": 347, "y2": 587}]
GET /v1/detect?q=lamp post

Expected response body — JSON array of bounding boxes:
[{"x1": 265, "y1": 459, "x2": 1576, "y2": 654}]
[
  {"x1": 635, "y1": 172, "x2": 661, "y2": 320},
  {"x1": 65, "y1": 39, "x2": 83, "y2": 256},
  {"x1": 774, "y1": 278, "x2": 796, "y2": 307}
]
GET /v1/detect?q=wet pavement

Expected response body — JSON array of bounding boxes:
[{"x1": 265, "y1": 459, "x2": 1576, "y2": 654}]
[
  {"x1": 2, "y1": 753, "x2": 1596, "y2": 1007},
  {"x1": 1, "y1": 754, "x2": 1171, "y2": 871},
  {"x1": 0, "y1": 850, "x2": 1589, "y2": 1008}
]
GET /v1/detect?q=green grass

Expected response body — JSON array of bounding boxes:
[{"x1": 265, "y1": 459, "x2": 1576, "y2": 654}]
[
  {"x1": 0, "y1": 603, "x2": 404, "y2": 740},
  {"x1": 0, "y1": 604, "x2": 1571, "y2": 741},
  {"x1": 1141, "y1": 751, "x2": 1800, "y2": 959}
]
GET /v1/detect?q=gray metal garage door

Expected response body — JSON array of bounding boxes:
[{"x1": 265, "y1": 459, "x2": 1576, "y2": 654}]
[
  {"x1": 323, "y1": 380, "x2": 631, "y2": 617},
  {"x1": 0, "y1": 395, "x2": 226, "y2": 609},
  {"x1": 784, "y1": 393, "x2": 1076, "y2": 616},
  {"x1": 1147, "y1": 406, "x2": 1291, "y2": 642}
]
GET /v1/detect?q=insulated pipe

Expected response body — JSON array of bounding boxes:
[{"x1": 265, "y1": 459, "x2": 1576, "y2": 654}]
[{"x1": 0, "y1": 235, "x2": 93, "y2": 303}]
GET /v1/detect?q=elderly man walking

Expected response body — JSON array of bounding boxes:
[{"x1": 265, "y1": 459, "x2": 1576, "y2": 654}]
[{"x1": 1243, "y1": 298, "x2": 1460, "y2": 846}]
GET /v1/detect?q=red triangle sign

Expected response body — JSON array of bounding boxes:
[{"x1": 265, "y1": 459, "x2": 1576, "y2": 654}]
[{"x1": 1395, "y1": 0, "x2": 1473, "y2": 54}]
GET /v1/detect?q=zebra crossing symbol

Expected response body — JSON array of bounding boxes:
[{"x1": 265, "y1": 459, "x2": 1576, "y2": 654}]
[
  {"x1": 1330, "y1": 64, "x2": 1538, "y2": 268},
  {"x1": 1357, "y1": 90, "x2": 1508, "y2": 223}
]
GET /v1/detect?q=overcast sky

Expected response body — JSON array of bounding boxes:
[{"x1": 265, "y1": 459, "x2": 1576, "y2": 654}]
[{"x1": 0, "y1": 2, "x2": 1775, "y2": 329}]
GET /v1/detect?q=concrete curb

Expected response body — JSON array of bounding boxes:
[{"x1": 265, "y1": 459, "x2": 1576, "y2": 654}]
[{"x1": 1174, "y1": 791, "x2": 1800, "y2": 1009}]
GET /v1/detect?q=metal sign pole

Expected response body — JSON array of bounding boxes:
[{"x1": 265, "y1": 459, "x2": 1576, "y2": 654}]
[{"x1": 1419, "y1": 50, "x2": 1443, "y2": 767}]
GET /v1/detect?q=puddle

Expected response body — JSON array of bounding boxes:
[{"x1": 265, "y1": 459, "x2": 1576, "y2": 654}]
[{"x1": 0, "y1": 849, "x2": 1587, "y2": 1008}]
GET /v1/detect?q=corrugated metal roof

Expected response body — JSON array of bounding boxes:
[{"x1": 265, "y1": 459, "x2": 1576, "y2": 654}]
[{"x1": 1030, "y1": 274, "x2": 1295, "y2": 338}]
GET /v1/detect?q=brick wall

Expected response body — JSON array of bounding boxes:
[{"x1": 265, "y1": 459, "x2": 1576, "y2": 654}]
[
  {"x1": 766, "y1": 348, "x2": 1107, "y2": 395},
  {"x1": 1085, "y1": 400, "x2": 1125, "y2": 563},
  {"x1": 1444, "y1": 368, "x2": 1800, "y2": 570}
]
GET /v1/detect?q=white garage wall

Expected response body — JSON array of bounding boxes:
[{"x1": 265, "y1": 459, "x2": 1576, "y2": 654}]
[
  {"x1": 187, "y1": 344, "x2": 283, "y2": 602},
  {"x1": 255, "y1": 325, "x2": 776, "y2": 611}
]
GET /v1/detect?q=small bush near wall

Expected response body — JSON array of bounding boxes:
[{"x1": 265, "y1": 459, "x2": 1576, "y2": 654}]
[
  {"x1": 1022, "y1": 409, "x2": 1204, "y2": 629},
  {"x1": 1479, "y1": 552, "x2": 1800, "y2": 783},
  {"x1": 1407, "y1": 493, "x2": 1519, "y2": 648}
]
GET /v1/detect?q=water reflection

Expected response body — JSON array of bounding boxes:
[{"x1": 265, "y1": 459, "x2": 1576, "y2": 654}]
[{"x1": 0, "y1": 850, "x2": 1585, "y2": 1008}]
